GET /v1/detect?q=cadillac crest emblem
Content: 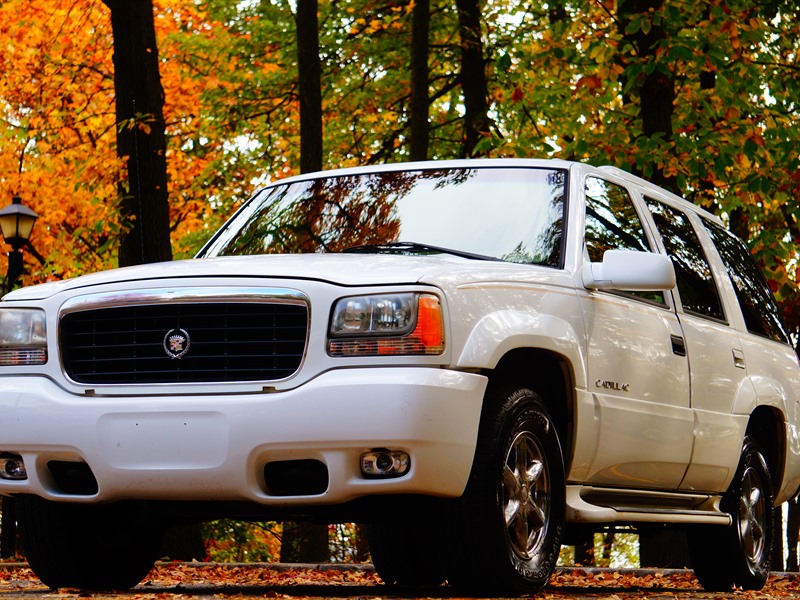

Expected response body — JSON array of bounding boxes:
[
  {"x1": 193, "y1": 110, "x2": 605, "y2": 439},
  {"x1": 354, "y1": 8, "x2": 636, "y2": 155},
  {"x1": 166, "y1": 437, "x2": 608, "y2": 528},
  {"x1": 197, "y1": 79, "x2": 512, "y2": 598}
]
[{"x1": 163, "y1": 328, "x2": 190, "y2": 359}]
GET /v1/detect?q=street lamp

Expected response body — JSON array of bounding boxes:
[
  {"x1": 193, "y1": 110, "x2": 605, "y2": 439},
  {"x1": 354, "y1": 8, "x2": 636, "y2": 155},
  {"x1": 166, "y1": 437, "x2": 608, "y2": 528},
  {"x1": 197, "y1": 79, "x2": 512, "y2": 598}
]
[
  {"x1": 0, "y1": 195, "x2": 38, "y2": 555},
  {"x1": 0, "y1": 196, "x2": 38, "y2": 291}
]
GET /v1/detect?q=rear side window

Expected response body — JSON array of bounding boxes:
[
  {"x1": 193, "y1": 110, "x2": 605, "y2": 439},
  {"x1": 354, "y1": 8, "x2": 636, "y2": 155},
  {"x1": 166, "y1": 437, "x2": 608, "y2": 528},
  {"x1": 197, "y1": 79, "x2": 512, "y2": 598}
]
[
  {"x1": 645, "y1": 198, "x2": 725, "y2": 321},
  {"x1": 704, "y1": 221, "x2": 789, "y2": 344}
]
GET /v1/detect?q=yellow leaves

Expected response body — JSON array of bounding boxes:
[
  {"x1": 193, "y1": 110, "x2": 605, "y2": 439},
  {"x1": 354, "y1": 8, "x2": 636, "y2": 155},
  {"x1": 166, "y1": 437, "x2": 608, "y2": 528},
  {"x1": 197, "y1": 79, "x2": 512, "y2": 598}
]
[
  {"x1": 737, "y1": 153, "x2": 752, "y2": 170},
  {"x1": 0, "y1": 0, "x2": 124, "y2": 284},
  {"x1": 596, "y1": 64, "x2": 624, "y2": 81},
  {"x1": 725, "y1": 106, "x2": 741, "y2": 121},
  {"x1": 362, "y1": 109, "x2": 399, "y2": 125},
  {"x1": 348, "y1": 7, "x2": 406, "y2": 35}
]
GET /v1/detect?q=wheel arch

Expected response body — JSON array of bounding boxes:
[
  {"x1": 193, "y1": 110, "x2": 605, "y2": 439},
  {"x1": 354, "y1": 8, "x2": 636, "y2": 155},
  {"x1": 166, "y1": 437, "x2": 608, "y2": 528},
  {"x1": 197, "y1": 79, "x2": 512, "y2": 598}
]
[
  {"x1": 745, "y1": 405, "x2": 785, "y2": 494},
  {"x1": 456, "y1": 310, "x2": 587, "y2": 388},
  {"x1": 481, "y1": 348, "x2": 576, "y2": 474}
]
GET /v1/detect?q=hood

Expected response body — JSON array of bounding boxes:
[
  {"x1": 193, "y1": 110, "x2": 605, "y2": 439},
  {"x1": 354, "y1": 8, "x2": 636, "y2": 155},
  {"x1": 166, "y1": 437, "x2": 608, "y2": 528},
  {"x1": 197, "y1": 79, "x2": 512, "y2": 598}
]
[{"x1": 2, "y1": 253, "x2": 483, "y2": 301}]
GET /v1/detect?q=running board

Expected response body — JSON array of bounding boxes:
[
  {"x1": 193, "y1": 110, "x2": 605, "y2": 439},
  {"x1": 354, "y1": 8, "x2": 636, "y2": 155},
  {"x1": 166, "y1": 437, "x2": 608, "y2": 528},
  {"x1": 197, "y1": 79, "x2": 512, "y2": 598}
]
[{"x1": 566, "y1": 485, "x2": 732, "y2": 526}]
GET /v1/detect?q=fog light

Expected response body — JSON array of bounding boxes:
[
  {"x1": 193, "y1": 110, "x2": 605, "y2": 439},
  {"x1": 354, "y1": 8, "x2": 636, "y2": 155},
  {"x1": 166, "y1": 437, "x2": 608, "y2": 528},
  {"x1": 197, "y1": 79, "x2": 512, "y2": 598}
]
[
  {"x1": 361, "y1": 449, "x2": 410, "y2": 479},
  {"x1": 0, "y1": 453, "x2": 27, "y2": 480}
]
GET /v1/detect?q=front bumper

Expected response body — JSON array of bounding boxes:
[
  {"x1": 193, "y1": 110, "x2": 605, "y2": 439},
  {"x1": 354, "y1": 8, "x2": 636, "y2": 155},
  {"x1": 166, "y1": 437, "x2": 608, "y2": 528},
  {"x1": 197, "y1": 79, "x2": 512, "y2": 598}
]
[{"x1": 0, "y1": 368, "x2": 486, "y2": 504}]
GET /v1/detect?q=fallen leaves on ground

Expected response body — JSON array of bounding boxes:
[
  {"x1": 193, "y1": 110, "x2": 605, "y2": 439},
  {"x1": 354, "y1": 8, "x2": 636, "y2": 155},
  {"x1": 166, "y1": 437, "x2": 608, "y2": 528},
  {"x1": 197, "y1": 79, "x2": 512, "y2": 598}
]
[
  {"x1": 140, "y1": 563, "x2": 382, "y2": 587},
  {"x1": 4, "y1": 563, "x2": 800, "y2": 598}
]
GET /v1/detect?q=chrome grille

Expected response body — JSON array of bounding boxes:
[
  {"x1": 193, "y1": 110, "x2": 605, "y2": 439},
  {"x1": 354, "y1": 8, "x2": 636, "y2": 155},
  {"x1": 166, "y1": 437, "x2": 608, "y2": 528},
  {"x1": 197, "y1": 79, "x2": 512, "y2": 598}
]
[{"x1": 60, "y1": 300, "x2": 308, "y2": 384}]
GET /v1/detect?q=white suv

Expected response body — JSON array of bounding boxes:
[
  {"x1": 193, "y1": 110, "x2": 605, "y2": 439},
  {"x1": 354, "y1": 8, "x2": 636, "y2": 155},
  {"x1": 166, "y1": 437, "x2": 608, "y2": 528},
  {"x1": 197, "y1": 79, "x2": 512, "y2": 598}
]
[{"x1": 1, "y1": 159, "x2": 798, "y2": 594}]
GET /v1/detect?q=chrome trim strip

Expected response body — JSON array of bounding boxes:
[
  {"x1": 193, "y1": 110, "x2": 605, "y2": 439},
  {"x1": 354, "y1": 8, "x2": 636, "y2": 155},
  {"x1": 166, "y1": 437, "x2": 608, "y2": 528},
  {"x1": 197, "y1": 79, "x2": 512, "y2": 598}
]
[{"x1": 59, "y1": 287, "x2": 309, "y2": 314}]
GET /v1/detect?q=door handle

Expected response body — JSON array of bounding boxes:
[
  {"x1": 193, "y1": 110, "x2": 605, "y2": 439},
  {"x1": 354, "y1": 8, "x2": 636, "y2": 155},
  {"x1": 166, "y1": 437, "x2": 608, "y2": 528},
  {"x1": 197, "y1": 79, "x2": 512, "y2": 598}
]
[
  {"x1": 671, "y1": 335, "x2": 686, "y2": 357},
  {"x1": 732, "y1": 348, "x2": 746, "y2": 369}
]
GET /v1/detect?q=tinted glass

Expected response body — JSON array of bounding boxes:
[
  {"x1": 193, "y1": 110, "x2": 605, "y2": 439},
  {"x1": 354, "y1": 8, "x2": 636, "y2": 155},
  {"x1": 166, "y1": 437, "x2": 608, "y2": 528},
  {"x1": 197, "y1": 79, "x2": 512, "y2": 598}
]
[
  {"x1": 585, "y1": 178, "x2": 663, "y2": 303},
  {"x1": 585, "y1": 177, "x2": 651, "y2": 261},
  {"x1": 200, "y1": 168, "x2": 567, "y2": 266},
  {"x1": 704, "y1": 221, "x2": 789, "y2": 343},
  {"x1": 645, "y1": 198, "x2": 725, "y2": 321}
]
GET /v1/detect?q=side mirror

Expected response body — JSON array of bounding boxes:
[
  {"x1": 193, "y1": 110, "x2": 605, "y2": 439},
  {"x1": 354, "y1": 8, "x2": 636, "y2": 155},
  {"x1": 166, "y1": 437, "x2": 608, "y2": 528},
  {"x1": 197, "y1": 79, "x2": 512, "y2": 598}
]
[{"x1": 582, "y1": 249, "x2": 676, "y2": 291}]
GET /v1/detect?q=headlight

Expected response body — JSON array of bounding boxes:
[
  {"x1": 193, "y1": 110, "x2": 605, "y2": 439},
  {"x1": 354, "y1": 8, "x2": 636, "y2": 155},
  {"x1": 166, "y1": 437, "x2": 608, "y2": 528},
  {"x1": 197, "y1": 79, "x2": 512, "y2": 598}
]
[
  {"x1": 0, "y1": 308, "x2": 47, "y2": 366},
  {"x1": 328, "y1": 293, "x2": 444, "y2": 356}
]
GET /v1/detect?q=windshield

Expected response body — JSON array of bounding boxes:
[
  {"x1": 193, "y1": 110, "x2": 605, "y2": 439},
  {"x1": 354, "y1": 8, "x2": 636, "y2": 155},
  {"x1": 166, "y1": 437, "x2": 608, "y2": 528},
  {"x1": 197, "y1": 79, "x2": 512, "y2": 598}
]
[{"x1": 199, "y1": 167, "x2": 567, "y2": 266}]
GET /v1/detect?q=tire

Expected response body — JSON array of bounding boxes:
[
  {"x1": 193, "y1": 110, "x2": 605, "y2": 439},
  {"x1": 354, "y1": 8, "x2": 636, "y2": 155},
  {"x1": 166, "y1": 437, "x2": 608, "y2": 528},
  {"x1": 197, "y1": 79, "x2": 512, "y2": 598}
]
[
  {"x1": 16, "y1": 495, "x2": 164, "y2": 590},
  {"x1": 449, "y1": 385, "x2": 565, "y2": 595},
  {"x1": 366, "y1": 505, "x2": 449, "y2": 587},
  {"x1": 688, "y1": 435, "x2": 774, "y2": 591}
]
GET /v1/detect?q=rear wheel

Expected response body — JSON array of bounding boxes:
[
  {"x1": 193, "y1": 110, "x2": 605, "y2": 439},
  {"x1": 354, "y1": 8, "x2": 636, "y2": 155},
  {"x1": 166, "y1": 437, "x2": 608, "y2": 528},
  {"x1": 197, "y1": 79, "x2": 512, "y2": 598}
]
[
  {"x1": 16, "y1": 495, "x2": 164, "y2": 590},
  {"x1": 688, "y1": 435, "x2": 774, "y2": 591},
  {"x1": 449, "y1": 385, "x2": 565, "y2": 595}
]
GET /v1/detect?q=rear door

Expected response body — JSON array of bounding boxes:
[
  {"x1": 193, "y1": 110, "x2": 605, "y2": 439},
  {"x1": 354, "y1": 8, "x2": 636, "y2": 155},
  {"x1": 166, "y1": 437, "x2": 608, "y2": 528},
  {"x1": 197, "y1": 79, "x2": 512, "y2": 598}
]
[{"x1": 642, "y1": 196, "x2": 749, "y2": 493}]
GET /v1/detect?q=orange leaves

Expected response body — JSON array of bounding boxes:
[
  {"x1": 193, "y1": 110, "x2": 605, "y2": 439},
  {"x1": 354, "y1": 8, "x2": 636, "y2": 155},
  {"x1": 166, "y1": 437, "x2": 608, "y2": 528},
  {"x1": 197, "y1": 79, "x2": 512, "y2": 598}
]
[
  {"x1": 575, "y1": 75, "x2": 603, "y2": 95},
  {"x1": 0, "y1": 0, "x2": 122, "y2": 284},
  {"x1": 142, "y1": 564, "x2": 383, "y2": 588},
  {"x1": 7, "y1": 561, "x2": 800, "y2": 599}
]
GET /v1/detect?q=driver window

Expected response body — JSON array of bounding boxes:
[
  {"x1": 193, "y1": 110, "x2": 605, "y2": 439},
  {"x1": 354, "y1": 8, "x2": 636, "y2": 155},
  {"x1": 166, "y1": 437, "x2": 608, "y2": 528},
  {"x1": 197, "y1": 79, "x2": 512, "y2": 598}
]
[
  {"x1": 584, "y1": 177, "x2": 664, "y2": 304},
  {"x1": 585, "y1": 177, "x2": 652, "y2": 260}
]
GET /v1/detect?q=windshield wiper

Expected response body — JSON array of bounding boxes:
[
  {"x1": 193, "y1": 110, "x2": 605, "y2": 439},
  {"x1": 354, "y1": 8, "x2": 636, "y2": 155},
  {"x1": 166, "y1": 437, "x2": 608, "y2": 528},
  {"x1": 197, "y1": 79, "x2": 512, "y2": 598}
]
[{"x1": 341, "y1": 241, "x2": 501, "y2": 262}]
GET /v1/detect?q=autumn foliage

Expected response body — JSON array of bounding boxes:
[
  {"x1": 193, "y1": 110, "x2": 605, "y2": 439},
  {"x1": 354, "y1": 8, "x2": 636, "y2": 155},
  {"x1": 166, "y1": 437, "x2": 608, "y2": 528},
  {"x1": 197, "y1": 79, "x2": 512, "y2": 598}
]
[
  {"x1": 5, "y1": 561, "x2": 800, "y2": 598},
  {"x1": 0, "y1": 0, "x2": 798, "y2": 335}
]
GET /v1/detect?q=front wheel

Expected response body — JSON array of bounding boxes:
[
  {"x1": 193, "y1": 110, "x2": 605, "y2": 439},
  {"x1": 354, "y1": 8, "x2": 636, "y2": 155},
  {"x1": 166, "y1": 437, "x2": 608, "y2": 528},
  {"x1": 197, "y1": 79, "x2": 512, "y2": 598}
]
[
  {"x1": 366, "y1": 501, "x2": 449, "y2": 587},
  {"x1": 16, "y1": 495, "x2": 164, "y2": 590},
  {"x1": 688, "y1": 435, "x2": 774, "y2": 591},
  {"x1": 449, "y1": 385, "x2": 565, "y2": 595}
]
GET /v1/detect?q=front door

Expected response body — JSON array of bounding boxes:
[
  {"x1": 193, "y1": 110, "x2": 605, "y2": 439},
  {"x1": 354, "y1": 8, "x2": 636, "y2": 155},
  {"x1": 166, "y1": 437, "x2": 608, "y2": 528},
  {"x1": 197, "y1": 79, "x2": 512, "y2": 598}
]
[{"x1": 578, "y1": 175, "x2": 693, "y2": 489}]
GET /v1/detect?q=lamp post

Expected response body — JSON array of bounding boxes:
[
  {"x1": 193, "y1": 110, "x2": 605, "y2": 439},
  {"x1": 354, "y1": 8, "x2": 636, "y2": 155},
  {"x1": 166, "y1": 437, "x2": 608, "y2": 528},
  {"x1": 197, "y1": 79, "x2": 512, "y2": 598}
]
[
  {"x1": 0, "y1": 195, "x2": 37, "y2": 556},
  {"x1": 0, "y1": 196, "x2": 38, "y2": 292}
]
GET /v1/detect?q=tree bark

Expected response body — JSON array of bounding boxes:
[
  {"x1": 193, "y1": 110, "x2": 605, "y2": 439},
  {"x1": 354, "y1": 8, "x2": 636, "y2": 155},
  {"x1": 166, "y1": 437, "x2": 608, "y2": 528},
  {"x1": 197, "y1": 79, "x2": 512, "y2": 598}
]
[
  {"x1": 102, "y1": 0, "x2": 172, "y2": 267},
  {"x1": 296, "y1": 0, "x2": 323, "y2": 174},
  {"x1": 409, "y1": 0, "x2": 430, "y2": 161},
  {"x1": 0, "y1": 497, "x2": 16, "y2": 558},
  {"x1": 278, "y1": 0, "x2": 329, "y2": 563},
  {"x1": 455, "y1": 0, "x2": 490, "y2": 157},
  {"x1": 280, "y1": 521, "x2": 328, "y2": 563},
  {"x1": 639, "y1": 527, "x2": 690, "y2": 568},
  {"x1": 618, "y1": 0, "x2": 676, "y2": 192},
  {"x1": 788, "y1": 499, "x2": 800, "y2": 571}
]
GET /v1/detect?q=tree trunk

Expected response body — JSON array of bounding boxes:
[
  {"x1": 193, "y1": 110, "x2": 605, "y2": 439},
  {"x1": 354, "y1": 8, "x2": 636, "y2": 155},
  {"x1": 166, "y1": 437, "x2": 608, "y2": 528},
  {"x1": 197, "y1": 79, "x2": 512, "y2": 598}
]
[
  {"x1": 572, "y1": 529, "x2": 595, "y2": 566},
  {"x1": 278, "y1": 0, "x2": 329, "y2": 564},
  {"x1": 455, "y1": 0, "x2": 490, "y2": 157},
  {"x1": 279, "y1": 521, "x2": 328, "y2": 563},
  {"x1": 102, "y1": 0, "x2": 172, "y2": 267},
  {"x1": 0, "y1": 497, "x2": 16, "y2": 558},
  {"x1": 639, "y1": 527, "x2": 690, "y2": 568},
  {"x1": 788, "y1": 499, "x2": 800, "y2": 571},
  {"x1": 618, "y1": 0, "x2": 676, "y2": 192},
  {"x1": 296, "y1": 0, "x2": 323, "y2": 174},
  {"x1": 773, "y1": 506, "x2": 785, "y2": 571},
  {"x1": 409, "y1": 0, "x2": 430, "y2": 161}
]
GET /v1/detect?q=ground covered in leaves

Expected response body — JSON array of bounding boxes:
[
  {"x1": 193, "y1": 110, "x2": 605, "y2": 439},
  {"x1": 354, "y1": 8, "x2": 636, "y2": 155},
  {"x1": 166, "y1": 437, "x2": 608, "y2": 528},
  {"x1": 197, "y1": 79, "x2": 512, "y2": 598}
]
[{"x1": 3, "y1": 563, "x2": 800, "y2": 599}]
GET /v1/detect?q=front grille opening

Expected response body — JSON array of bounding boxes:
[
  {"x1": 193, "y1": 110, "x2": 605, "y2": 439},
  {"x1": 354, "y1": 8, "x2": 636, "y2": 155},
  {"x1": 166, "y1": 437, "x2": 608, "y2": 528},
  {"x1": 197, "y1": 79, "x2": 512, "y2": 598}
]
[
  {"x1": 263, "y1": 459, "x2": 329, "y2": 497},
  {"x1": 60, "y1": 302, "x2": 308, "y2": 384},
  {"x1": 47, "y1": 461, "x2": 99, "y2": 496}
]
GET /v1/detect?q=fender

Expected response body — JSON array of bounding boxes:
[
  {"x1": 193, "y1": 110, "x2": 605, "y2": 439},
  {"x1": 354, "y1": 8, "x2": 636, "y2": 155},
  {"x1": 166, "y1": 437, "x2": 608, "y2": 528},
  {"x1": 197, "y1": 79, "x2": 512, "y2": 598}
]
[
  {"x1": 732, "y1": 374, "x2": 788, "y2": 417},
  {"x1": 456, "y1": 309, "x2": 587, "y2": 389},
  {"x1": 729, "y1": 376, "x2": 759, "y2": 417},
  {"x1": 730, "y1": 374, "x2": 800, "y2": 503}
]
